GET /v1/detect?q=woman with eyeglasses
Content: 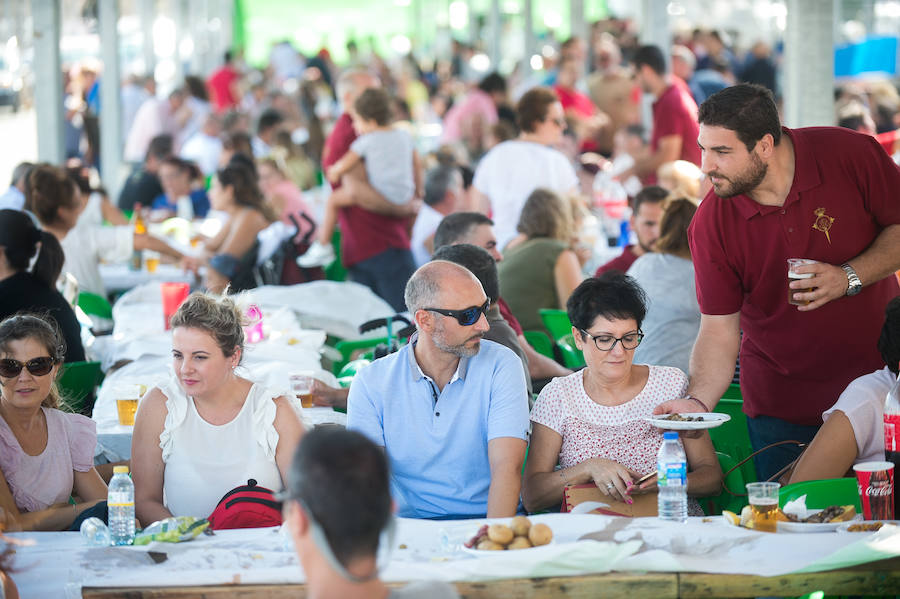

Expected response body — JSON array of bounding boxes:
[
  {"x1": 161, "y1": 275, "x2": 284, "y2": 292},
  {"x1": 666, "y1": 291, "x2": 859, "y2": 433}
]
[
  {"x1": 521, "y1": 273, "x2": 722, "y2": 513},
  {"x1": 0, "y1": 314, "x2": 107, "y2": 531}
]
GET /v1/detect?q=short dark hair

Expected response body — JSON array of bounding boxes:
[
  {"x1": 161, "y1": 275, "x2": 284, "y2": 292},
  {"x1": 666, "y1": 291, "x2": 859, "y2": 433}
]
[
  {"x1": 26, "y1": 164, "x2": 79, "y2": 227},
  {"x1": 146, "y1": 134, "x2": 174, "y2": 162},
  {"x1": 353, "y1": 88, "x2": 393, "y2": 126},
  {"x1": 698, "y1": 83, "x2": 782, "y2": 152},
  {"x1": 257, "y1": 108, "x2": 285, "y2": 136},
  {"x1": 10, "y1": 162, "x2": 33, "y2": 187},
  {"x1": 285, "y1": 428, "x2": 391, "y2": 566},
  {"x1": 632, "y1": 185, "x2": 668, "y2": 216},
  {"x1": 878, "y1": 296, "x2": 900, "y2": 376},
  {"x1": 423, "y1": 164, "x2": 460, "y2": 207},
  {"x1": 634, "y1": 44, "x2": 667, "y2": 76},
  {"x1": 516, "y1": 87, "x2": 558, "y2": 133},
  {"x1": 432, "y1": 244, "x2": 499, "y2": 301},
  {"x1": 567, "y1": 272, "x2": 648, "y2": 332},
  {"x1": 433, "y1": 212, "x2": 494, "y2": 250},
  {"x1": 478, "y1": 72, "x2": 507, "y2": 95}
]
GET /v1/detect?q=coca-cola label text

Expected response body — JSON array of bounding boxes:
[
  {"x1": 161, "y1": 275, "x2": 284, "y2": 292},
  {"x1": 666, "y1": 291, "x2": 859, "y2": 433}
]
[{"x1": 856, "y1": 465, "x2": 895, "y2": 520}]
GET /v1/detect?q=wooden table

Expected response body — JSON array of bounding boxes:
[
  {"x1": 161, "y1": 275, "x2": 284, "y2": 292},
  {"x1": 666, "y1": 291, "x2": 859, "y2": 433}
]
[{"x1": 81, "y1": 556, "x2": 900, "y2": 598}]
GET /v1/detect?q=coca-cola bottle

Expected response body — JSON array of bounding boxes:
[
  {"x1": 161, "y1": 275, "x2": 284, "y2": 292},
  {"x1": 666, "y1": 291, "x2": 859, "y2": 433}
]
[{"x1": 884, "y1": 370, "x2": 900, "y2": 518}]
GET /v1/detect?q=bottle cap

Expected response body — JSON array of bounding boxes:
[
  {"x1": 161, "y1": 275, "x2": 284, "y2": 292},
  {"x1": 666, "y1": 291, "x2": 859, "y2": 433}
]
[
  {"x1": 663, "y1": 431, "x2": 679, "y2": 440},
  {"x1": 113, "y1": 465, "x2": 130, "y2": 474}
]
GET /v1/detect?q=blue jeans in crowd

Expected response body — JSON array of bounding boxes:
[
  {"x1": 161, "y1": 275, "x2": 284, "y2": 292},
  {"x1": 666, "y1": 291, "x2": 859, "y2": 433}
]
[
  {"x1": 746, "y1": 414, "x2": 821, "y2": 481},
  {"x1": 348, "y1": 248, "x2": 416, "y2": 314}
]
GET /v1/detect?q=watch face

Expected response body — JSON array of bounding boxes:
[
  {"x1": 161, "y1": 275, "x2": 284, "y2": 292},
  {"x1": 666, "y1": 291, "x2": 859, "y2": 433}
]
[{"x1": 847, "y1": 283, "x2": 862, "y2": 296}]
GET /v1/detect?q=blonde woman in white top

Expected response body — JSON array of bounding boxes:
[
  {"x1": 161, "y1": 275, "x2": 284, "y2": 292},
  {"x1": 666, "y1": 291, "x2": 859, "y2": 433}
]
[{"x1": 131, "y1": 292, "x2": 304, "y2": 524}]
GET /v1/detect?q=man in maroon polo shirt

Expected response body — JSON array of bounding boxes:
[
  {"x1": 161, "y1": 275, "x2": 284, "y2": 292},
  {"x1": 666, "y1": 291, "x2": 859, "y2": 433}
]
[
  {"x1": 655, "y1": 84, "x2": 900, "y2": 480},
  {"x1": 322, "y1": 69, "x2": 418, "y2": 312},
  {"x1": 595, "y1": 185, "x2": 667, "y2": 276},
  {"x1": 617, "y1": 45, "x2": 701, "y2": 185}
]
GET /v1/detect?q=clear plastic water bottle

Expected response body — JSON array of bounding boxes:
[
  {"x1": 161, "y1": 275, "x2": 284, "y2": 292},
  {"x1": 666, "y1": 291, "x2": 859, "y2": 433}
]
[
  {"x1": 80, "y1": 516, "x2": 111, "y2": 546},
  {"x1": 108, "y1": 465, "x2": 136, "y2": 545},
  {"x1": 657, "y1": 431, "x2": 688, "y2": 523}
]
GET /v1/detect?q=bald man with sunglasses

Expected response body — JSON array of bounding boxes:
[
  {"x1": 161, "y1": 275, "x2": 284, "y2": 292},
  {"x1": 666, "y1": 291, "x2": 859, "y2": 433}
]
[{"x1": 347, "y1": 261, "x2": 530, "y2": 519}]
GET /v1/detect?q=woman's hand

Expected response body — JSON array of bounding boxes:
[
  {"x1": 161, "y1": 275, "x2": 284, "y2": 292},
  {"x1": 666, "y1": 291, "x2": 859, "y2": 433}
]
[
  {"x1": 180, "y1": 255, "x2": 204, "y2": 273},
  {"x1": 584, "y1": 457, "x2": 640, "y2": 504}
]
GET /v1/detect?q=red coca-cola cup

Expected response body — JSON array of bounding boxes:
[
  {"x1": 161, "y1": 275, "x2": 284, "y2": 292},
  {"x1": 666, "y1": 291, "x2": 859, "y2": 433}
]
[
  {"x1": 853, "y1": 461, "x2": 895, "y2": 520},
  {"x1": 161, "y1": 282, "x2": 191, "y2": 331}
]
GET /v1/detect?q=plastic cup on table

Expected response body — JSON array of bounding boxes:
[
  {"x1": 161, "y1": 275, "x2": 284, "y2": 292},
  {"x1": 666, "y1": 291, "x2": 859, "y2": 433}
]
[
  {"x1": 853, "y1": 461, "x2": 895, "y2": 520},
  {"x1": 161, "y1": 282, "x2": 190, "y2": 330}
]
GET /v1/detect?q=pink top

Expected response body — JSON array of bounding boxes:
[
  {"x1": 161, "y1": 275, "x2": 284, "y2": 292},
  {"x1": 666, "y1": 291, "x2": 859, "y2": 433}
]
[
  {"x1": 441, "y1": 89, "x2": 498, "y2": 143},
  {"x1": 531, "y1": 366, "x2": 688, "y2": 474},
  {"x1": 272, "y1": 179, "x2": 316, "y2": 241},
  {"x1": 0, "y1": 407, "x2": 96, "y2": 513}
]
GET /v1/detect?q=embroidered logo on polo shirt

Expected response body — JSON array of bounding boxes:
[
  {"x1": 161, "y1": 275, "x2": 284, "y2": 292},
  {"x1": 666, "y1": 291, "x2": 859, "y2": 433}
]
[{"x1": 812, "y1": 207, "x2": 834, "y2": 244}]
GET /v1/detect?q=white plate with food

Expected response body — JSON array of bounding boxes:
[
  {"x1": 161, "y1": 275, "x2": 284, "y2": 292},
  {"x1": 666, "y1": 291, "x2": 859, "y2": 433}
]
[
  {"x1": 462, "y1": 518, "x2": 554, "y2": 553},
  {"x1": 644, "y1": 413, "x2": 731, "y2": 430},
  {"x1": 777, "y1": 505, "x2": 860, "y2": 533},
  {"x1": 836, "y1": 520, "x2": 899, "y2": 533}
]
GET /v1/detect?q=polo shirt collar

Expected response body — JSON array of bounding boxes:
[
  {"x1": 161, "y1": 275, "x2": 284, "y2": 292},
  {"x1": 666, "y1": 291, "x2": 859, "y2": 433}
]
[
  {"x1": 406, "y1": 332, "x2": 470, "y2": 383},
  {"x1": 731, "y1": 126, "x2": 823, "y2": 220}
]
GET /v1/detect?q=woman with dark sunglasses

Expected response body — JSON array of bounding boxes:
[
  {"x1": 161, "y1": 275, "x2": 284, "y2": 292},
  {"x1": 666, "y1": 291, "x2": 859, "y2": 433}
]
[
  {"x1": 0, "y1": 314, "x2": 107, "y2": 531},
  {"x1": 521, "y1": 273, "x2": 722, "y2": 514},
  {"x1": 0, "y1": 209, "x2": 84, "y2": 364}
]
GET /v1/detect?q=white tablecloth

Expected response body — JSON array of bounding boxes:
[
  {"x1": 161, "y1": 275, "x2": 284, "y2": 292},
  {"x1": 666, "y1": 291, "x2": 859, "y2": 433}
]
[
  {"x1": 99, "y1": 264, "x2": 197, "y2": 294},
  {"x1": 9, "y1": 514, "x2": 900, "y2": 598}
]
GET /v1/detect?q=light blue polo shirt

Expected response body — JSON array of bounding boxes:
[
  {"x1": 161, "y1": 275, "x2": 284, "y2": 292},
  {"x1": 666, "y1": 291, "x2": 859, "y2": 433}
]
[{"x1": 347, "y1": 338, "x2": 530, "y2": 519}]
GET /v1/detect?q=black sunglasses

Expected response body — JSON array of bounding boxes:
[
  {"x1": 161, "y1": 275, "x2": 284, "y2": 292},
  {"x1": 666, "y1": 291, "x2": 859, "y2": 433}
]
[
  {"x1": 424, "y1": 300, "x2": 490, "y2": 326},
  {"x1": 0, "y1": 357, "x2": 57, "y2": 378}
]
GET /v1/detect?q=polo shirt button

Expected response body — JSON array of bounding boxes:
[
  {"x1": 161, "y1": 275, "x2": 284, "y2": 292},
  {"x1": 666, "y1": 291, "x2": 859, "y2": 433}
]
[
  {"x1": 435, "y1": 412, "x2": 440, "y2": 417},
  {"x1": 788, "y1": 227, "x2": 793, "y2": 232},
  {"x1": 781, "y1": 209, "x2": 786, "y2": 215}
]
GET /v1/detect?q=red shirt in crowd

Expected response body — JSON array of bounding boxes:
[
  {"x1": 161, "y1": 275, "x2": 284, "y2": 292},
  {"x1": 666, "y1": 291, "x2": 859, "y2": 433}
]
[
  {"x1": 650, "y1": 80, "x2": 702, "y2": 182},
  {"x1": 594, "y1": 246, "x2": 639, "y2": 278},
  {"x1": 207, "y1": 65, "x2": 240, "y2": 113},
  {"x1": 321, "y1": 113, "x2": 411, "y2": 267},
  {"x1": 876, "y1": 129, "x2": 898, "y2": 156},
  {"x1": 689, "y1": 127, "x2": 900, "y2": 425}
]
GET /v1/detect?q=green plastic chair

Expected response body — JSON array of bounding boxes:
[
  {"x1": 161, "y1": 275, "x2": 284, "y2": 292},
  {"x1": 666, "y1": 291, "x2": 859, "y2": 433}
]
[
  {"x1": 556, "y1": 333, "x2": 586, "y2": 369},
  {"x1": 77, "y1": 292, "x2": 113, "y2": 320},
  {"x1": 538, "y1": 309, "x2": 573, "y2": 341},
  {"x1": 779, "y1": 477, "x2": 862, "y2": 513},
  {"x1": 523, "y1": 330, "x2": 554, "y2": 359},
  {"x1": 721, "y1": 382, "x2": 742, "y2": 400},
  {"x1": 336, "y1": 358, "x2": 371, "y2": 388},
  {"x1": 57, "y1": 361, "x2": 104, "y2": 416},
  {"x1": 331, "y1": 336, "x2": 389, "y2": 374},
  {"x1": 709, "y1": 398, "x2": 757, "y2": 484},
  {"x1": 700, "y1": 452, "x2": 748, "y2": 516},
  {"x1": 323, "y1": 229, "x2": 347, "y2": 282}
]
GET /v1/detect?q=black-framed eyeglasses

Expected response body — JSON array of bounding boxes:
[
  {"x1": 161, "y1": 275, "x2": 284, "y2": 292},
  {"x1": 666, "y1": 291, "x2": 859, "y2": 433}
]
[
  {"x1": 579, "y1": 329, "x2": 644, "y2": 351},
  {"x1": 0, "y1": 357, "x2": 57, "y2": 378},
  {"x1": 424, "y1": 300, "x2": 490, "y2": 326}
]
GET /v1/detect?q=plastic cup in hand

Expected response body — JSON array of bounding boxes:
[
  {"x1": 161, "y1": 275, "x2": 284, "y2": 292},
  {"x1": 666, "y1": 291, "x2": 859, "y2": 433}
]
[
  {"x1": 161, "y1": 282, "x2": 190, "y2": 330},
  {"x1": 787, "y1": 258, "x2": 817, "y2": 306},
  {"x1": 291, "y1": 373, "x2": 315, "y2": 409},
  {"x1": 746, "y1": 482, "x2": 780, "y2": 533},
  {"x1": 853, "y1": 461, "x2": 894, "y2": 520}
]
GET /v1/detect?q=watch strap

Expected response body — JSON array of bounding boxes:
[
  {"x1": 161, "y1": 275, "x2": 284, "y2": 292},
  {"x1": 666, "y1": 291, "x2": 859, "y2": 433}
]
[{"x1": 840, "y1": 263, "x2": 862, "y2": 296}]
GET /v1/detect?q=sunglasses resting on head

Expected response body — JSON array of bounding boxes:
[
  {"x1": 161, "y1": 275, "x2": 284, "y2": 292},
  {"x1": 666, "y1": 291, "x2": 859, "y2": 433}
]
[
  {"x1": 424, "y1": 300, "x2": 490, "y2": 326},
  {"x1": 0, "y1": 357, "x2": 58, "y2": 378}
]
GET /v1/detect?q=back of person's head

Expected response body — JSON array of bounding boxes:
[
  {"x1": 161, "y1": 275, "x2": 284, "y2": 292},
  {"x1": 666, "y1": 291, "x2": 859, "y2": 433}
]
[
  {"x1": 10, "y1": 162, "x2": 34, "y2": 187},
  {"x1": 567, "y1": 271, "x2": 648, "y2": 332},
  {"x1": 516, "y1": 188, "x2": 572, "y2": 242},
  {"x1": 433, "y1": 211, "x2": 494, "y2": 250},
  {"x1": 516, "y1": 87, "x2": 558, "y2": 133},
  {"x1": 225, "y1": 152, "x2": 259, "y2": 180},
  {"x1": 336, "y1": 68, "x2": 377, "y2": 104},
  {"x1": 0, "y1": 313, "x2": 66, "y2": 408},
  {"x1": 653, "y1": 195, "x2": 698, "y2": 258},
  {"x1": 632, "y1": 185, "x2": 668, "y2": 215},
  {"x1": 698, "y1": 83, "x2": 782, "y2": 152},
  {"x1": 161, "y1": 156, "x2": 201, "y2": 180},
  {"x1": 423, "y1": 164, "x2": 460, "y2": 208},
  {"x1": 634, "y1": 44, "x2": 667, "y2": 76},
  {"x1": 216, "y1": 163, "x2": 272, "y2": 219},
  {"x1": 25, "y1": 164, "x2": 78, "y2": 227},
  {"x1": 170, "y1": 292, "x2": 246, "y2": 359},
  {"x1": 0, "y1": 209, "x2": 65, "y2": 288},
  {"x1": 656, "y1": 160, "x2": 702, "y2": 199},
  {"x1": 257, "y1": 108, "x2": 284, "y2": 136},
  {"x1": 146, "y1": 134, "x2": 174, "y2": 163},
  {"x1": 878, "y1": 296, "x2": 900, "y2": 375},
  {"x1": 353, "y1": 88, "x2": 393, "y2": 127},
  {"x1": 184, "y1": 75, "x2": 209, "y2": 101},
  {"x1": 285, "y1": 427, "x2": 391, "y2": 568},
  {"x1": 432, "y1": 244, "x2": 499, "y2": 301},
  {"x1": 224, "y1": 50, "x2": 233, "y2": 63},
  {"x1": 478, "y1": 72, "x2": 507, "y2": 95},
  {"x1": 224, "y1": 131, "x2": 254, "y2": 157}
]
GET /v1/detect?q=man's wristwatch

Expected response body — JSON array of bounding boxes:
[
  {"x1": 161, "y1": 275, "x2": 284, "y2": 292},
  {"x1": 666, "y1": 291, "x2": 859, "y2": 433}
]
[{"x1": 841, "y1": 263, "x2": 862, "y2": 296}]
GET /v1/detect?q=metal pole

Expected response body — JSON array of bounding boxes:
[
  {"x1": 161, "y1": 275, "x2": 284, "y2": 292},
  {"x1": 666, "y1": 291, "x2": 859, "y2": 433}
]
[
  {"x1": 99, "y1": 0, "x2": 124, "y2": 198},
  {"x1": 488, "y1": 0, "x2": 500, "y2": 71},
  {"x1": 174, "y1": 0, "x2": 185, "y2": 82},
  {"x1": 141, "y1": 0, "x2": 156, "y2": 77},
  {"x1": 522, "y1": 0, "x2": 534, "y2": 75},
  {"x1": 784, "y1": 0, "x2": 834, "y2": 127},
  {"x1": 32, "y1": 0, "x2": 64, "y2": 165},
  {"x1": 570, "y1": 0, "x2": 585, "y2": 43}
]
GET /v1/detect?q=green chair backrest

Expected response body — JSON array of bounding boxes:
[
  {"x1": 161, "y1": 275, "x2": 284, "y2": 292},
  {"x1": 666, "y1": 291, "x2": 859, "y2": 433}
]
[
  {"x1": 721, "y1": 383, "x2": 742, "y2": 400},
  {"x1": 779, "y1": 477, "x2": 862, "y2": 513},
  {"x1": 323, "y1": 229, "x2": 347, "y2": 282},
  {"x1": 523, "y1": 330, "x2": 554, "y2": 359},
  {"x1": 709, "y1": 398, "x2": 757, "y2": 484},
  {"x1": 336, "y1": 358, "x2": 371, "y2": 388},
  {"x1": 58, "y1": 361, "x2": 104, "y2": 416},
  {"x1": 77, "y1": 292, "x2": 113, "y2": 320},
  {"x1": 700, "y1": 451, "x2": 748, "y2": 516},
  {"x1": 332, "y1": 336, "x2": 389, "y2": 374},
  {"x1": 538, "y1": 309, "x2": 573, "y2": 341},
  {"x1": 556, "y1": 333, "x2": 586, "y2": 369}
]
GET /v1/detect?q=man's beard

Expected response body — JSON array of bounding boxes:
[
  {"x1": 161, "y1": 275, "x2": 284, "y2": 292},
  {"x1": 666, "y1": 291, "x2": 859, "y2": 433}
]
[
  {"x1": 432, "y1": 320, "x2": 483, "y2": 358},
  {"x1": 709, "y1": 150, "x2": 768, "y2": 198}
]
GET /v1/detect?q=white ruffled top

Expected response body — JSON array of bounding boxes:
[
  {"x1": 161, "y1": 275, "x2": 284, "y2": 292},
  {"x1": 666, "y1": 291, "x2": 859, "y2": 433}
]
[{"x1": 158, "y1": 376, "x2": 284, "y2": 518}]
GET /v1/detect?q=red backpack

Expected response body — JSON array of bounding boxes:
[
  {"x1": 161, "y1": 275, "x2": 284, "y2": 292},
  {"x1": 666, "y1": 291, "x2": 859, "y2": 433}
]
[{"x1": 208, "y1": 479, "x2": 283, "y2": 530}]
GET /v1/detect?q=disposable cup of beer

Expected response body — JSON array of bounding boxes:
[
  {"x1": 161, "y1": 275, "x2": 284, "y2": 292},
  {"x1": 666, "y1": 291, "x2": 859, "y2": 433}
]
[
  {"x1": 290, "y1": 373, "x2": 315, "y2": 409},
  {"x1": 787, "y1": 258, "x2": 817, "y2": 306},
  {"x1": 144, "y1": 251, "x2": 160, "y2": 273},
  {"x1": 853, "y1": 461, "x2": 894, "y2": 520},
  {"x1": 746, "y1": 482, "x2": 780, "y2": 533}
]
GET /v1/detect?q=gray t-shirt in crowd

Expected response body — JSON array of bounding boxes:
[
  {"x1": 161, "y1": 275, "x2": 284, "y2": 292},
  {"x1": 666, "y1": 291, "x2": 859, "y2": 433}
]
[
  {"x1": 389, "y1": 580, "x2": 460, "y2": 598},
  {"x1": 350, "y1": 128, "x2": 416, "y2": 205}
]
